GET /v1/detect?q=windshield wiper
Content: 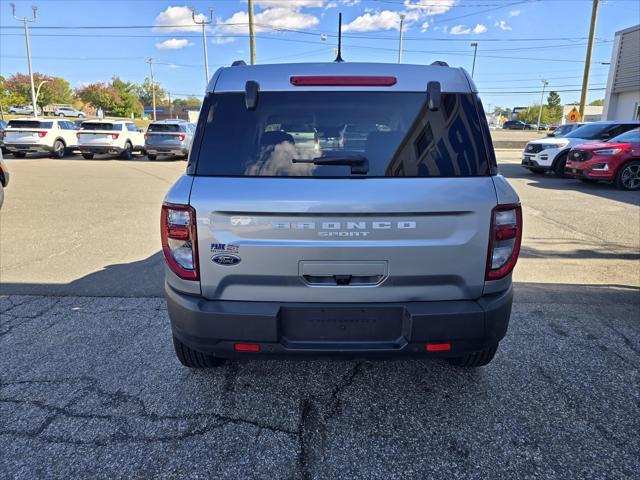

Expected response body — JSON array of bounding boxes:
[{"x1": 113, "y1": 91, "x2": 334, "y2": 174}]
[{"x1": 292, "y1": 155, "x2": 369, "y2": 174}]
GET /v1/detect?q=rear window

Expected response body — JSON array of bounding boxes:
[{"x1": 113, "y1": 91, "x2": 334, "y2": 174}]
[
  {"x1": 610, "y1": 128, "x2": 640, "y2": 143},
  {"x1": 8, "y1": 120, "x2": 53, "y2": 129},
  {"x1": 194, "y1": 91, "x2": 491, "y2": 177},
  {"x1": 81, "y1": 123, "x2": 122, "y2": 131},
  {"x1": 148, "y1": 123, "x2": 182, "y2": 133},
  {"x1": 565, "y1": 123, "x2": 612, "y2": 140}
]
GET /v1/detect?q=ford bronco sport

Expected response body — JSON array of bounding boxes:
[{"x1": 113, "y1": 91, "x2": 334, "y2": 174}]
[{"x1": 162, "y1": 62, "x2": 522, "y2": 368}]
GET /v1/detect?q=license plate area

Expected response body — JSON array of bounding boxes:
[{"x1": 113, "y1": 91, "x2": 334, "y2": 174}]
[{"x1": 280, "y1": 306, "x2": 405, "y2": 344}]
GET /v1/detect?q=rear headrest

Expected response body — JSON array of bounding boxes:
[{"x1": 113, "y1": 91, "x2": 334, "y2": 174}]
[{"x1": 260, "y1": 130, "x2": 295, "y2": 147}]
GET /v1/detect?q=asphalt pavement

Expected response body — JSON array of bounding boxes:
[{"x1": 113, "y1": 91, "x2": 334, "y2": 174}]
[{"x1": 1, "y1": 151, "x2": 639, "y2": 479}]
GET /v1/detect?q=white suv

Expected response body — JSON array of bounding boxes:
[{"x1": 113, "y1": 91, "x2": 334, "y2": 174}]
[
  {"x1": 77, "y1": 120, "x2": 145, "y2": 159},
  {"x1": 3, "y1": 118, "x2": 79, "y2": 158}
]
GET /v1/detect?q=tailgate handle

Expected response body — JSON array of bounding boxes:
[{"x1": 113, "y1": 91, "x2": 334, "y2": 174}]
[{"x1": 300, "y1": 261, "x2": 387, "y2": 286}]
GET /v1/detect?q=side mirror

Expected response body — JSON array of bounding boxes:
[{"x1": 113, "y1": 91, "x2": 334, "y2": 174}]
[
  {"x1": 245, "y1": 80, "x2": 259, "y2": 111},
  {"x1": 427, "y1": 81, "x2": 441, "y2": 111}
]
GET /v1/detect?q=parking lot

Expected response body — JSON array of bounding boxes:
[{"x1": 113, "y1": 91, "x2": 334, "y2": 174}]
[{"x1": 1, "y1": 151, "x2": 639, "y2": 478}]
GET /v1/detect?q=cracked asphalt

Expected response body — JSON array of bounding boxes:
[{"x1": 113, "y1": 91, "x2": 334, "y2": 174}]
[{"x1": 1, "y1": 152, "x2": 639, "y2": 479}]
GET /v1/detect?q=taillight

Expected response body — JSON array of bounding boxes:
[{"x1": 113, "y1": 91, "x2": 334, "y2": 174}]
[
  {"x1": 161, "y1": 203, "x2": 199, "y2": 280},
  {"x1": 144, "y1": 134, "x2": 149, "y2": 140},
  {"x1": 178, "y1": 134, "x2": 185, "y2": 141},
  {"x1": 38, "y1": 131, "x2": 47, "y2": 138},
  {"x1": 486, "y1": 204, "x2": 522, "y2": 280},
  {"x1": 111, "y1": 133, "x2": 119, "y2": 140}
]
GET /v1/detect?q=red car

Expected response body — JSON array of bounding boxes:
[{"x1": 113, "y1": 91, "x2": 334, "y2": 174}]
[{"x1": 566, "y1": 127, "x2": 640, "y2": 190}]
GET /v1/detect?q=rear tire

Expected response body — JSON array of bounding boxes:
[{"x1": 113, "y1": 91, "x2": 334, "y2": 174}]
[
  {"x1": 51, "y1": 140, "x2": 66, "y2": 159},
  {"x1": 615, "y1": 160, "x2": 640, "y2": 191},
  {"x1": 120, "y1": 142, "x2": 133, "y2": 160},
  {"x1": 553, "y1": 152, "x2": 568, "y2": 178},
  {"x1": 82, "y1": 153, "x2": 94, "y2": 160},
  {"x1": 447, "y1": 344, "x2": 498, "y2": 367},
  {"x1": 147, "y1": 153, "x2": 157, "y2": 161},
  {"x1": 12, "y1": 152, "x2": 27, "y2": 158},
  {"x1": 172, "y1": 335, "x2": 226, "y2": 368}
]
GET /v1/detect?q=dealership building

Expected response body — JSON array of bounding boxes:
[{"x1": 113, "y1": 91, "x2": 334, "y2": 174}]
[{"x1": 603, "y1": 24, "x2": 640, "y2": 120}]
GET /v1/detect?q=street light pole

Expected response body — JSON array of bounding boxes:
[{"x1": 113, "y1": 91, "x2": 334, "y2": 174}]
[
  {"x1": 537, "y1": 79, "x2": 548, "y2": 129},
  {"x1": 11, "y1": 3, "x2": 38, "y2": 117},
  {"x1": 398, "y1": 14, "x2": 405, "y2": 64},
  {"x1": 146, "y1": 58, "x2": 156, "y2": 121},
  {"x1": 192, "y1": 7, "x2": 213, "y2": 88},
  {"x1": 470, "y1": 42, "x2": 478, "y2": 78},
  {"x1": 248, "y1": 0, "x2": 256, "y2": 65},
  {"x1": 35, "y1": 79, "x2": 48, "y2": 105}
]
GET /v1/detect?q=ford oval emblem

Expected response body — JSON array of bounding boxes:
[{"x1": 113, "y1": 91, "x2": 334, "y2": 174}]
[{"x1": 212, "y1": 254, "x2": 241, "y2": 266}]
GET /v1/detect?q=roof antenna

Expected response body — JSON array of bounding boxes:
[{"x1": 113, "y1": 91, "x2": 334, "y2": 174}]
[{"x1": 334, "y1": 12, "x2": 344, "y2": 62}]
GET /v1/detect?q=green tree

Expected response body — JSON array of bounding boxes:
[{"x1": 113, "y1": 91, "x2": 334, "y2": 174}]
[
  {"x1": 172, "y1": 96, "x2": 202, "y2": 109},
  {"x1": 0, "y1": 75, "x2": 29, "y2": 111},
  {"x1": 545, "y1": 91, "x2": 563, "y2": 124},
  {"x1": 133, "y1": 77, "x2": 167, "y2": 108},
  {"x1": 111, "y1": 76, "x2": 143, "y2": 117},
  {"x1": 2, "y1": 72, "x2": 73, "y2": 108},
  {"x1": 589, "y1": 99, "x2": 604, "y2": 106},
  {"x1": 76, "y1": 82, "x2": 119, "y2": 112}
]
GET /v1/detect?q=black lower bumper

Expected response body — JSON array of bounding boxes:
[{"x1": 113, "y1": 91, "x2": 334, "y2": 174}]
[
  {"x1": 521, "y1": 158, "x2": 548, "y2": 170},
  {"x1": 145, "y1": 146, "x2": 188, "y2": 156},
  {"x1": 166, "y1": 284, "x2": 513, "y2": 359},
  {"x1": 6, "y1": 144, "x2": 52, "y2": 153},
  {"x1": 80, "y1": 146, "x2": 122, "y2": 155}
]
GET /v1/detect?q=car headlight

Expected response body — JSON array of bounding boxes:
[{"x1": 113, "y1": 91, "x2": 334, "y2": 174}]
[
  {"x1": 593, "y1": 148, "x2": 622, "y2": 155},
  {"x1": 541, "y1": 144, "x2": 564, "y2": 150}
]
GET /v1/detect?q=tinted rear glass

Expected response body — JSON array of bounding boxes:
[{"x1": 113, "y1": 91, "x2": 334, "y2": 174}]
[
  {"x1": 610, "y1": 128, "x2": 640, "y2": 143},
  {"x1": 148, "y1": 123, "x2": 182, "y2": 132},
  {"x1": 81, "y1": 123, "x2": 122, "y2": 131},
  {"x1": 195, "y1": 92, "x2": 490, "y2": 177},
  {"x1": 8, "y1": 120, "x2": 53, "y2": 129},
  {"x1": 565, "y1": 123, "x2": 612, "y2": 139}
]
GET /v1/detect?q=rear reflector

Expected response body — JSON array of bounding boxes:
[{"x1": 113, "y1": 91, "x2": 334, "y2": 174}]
[
  {"x1": 234, "y1": 343, "x2": 260, "y2": 352},
  {"x1": 426, "y1": 343, "x2": 451, "y2": 352},
  {"x1": 290, "y1": 75, "x2": 397, "y2": 87}
]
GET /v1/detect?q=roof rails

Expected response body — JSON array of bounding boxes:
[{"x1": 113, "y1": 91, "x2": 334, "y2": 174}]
[
  {"x1": 431, "y1": 61, "x2": 449, "y2": 67},
  {"x1": 232, "y1": 60, "x2": 247, "y2": 66}
]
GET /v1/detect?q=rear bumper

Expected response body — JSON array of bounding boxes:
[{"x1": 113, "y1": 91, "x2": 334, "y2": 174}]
[
  {"x1": 79, "y1": 145, "x2": 123, "y2": 155},
  {"x1": 166, "y1": 284, "x2": 513, "y2": 359},
  {"x1": 5, "y1": 143, "x2": 52, "y2": 153},
  {"x1": 145, "y1": 145, "x2": 188, "y2": 156}
]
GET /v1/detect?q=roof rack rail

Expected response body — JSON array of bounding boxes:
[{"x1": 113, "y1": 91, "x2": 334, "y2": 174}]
[
  {"x1": 431, "y1": 61, "x2": 449, "y2": 67},
  {"x1": 232, "y1": 60, "x2": 247, "y2": 66}
]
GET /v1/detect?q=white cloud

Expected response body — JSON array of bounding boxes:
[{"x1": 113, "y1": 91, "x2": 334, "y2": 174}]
[
  {"x1": 421, "y1": 20, "x2": 430, "y2": 32},
  {"x1": 450, "y1": 24, "x2": 471, "y2": 35},
  {"x1": 472, "y1": 23, "x2": 487, "y2": 34},
  {"x1": 343, "y1": 10, "x2": 403, "y2": 32},
  {"x1": 155, "y1": 38, "x2": 193, "y2": 50},
  {"x1": 220, "y1": 8, "x2": 319, "y2": 34},
  {"x1": 211, "y1": 36, "x2": 236, "y2": 45},
  {"x1": 509, "y1": 10, "x2": 520, "y2": 17},
  {"x1": 495, "y1": 20, "x2": 512, "y2": 31},
  {"x1": 403, "y1": 0, "x2": 457, "y2": 17},
  {"x1": 154, "y1": 6, "x2": 209, "y2": 33}
]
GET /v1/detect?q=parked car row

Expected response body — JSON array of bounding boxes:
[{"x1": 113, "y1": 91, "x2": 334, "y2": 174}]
[
  {"x1": 7, "y1": 104, "x2": 86, "y2": 117},
  {"x1": 521, "y1": 121, "x2": 640, "y2": 190},
  {"x1": 0, "y1": 118, "x2": 195, "y2": 160}
]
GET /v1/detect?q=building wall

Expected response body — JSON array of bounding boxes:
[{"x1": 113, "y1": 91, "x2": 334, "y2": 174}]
[{"x1": 604, "y1": 25, "x2": 640, "y2": 120}]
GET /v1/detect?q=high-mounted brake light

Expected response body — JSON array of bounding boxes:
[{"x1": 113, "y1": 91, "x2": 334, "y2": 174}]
[
  {"x1": 161, "y1": 203, "x2": 199, "y2": 280},
  {"x1": 486, "y1": 204, "x2": 522, "y2": 280},
  {"x1": 290, "y1": 75, "x2": 397, "y2": 87}
]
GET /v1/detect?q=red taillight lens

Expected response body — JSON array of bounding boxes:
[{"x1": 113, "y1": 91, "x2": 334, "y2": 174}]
[
  {"x1": 486, "y1": 204, "x2": 522, "y2": 280},
  {"x1": 234, "y1": 343, "x2": 260, "y2": 352},
  {"x1": 290, "y1": 75, "x2": 397, "y2": 87},
  {"x1": 161, "y1": 203, "x2": 199, "y2": 280},
  {"x1": 38, "y1": 131, "x2": 47, "y2": 138},
  {"x1": 426, "y1": 343, "x2": 451, "y2": 352},
  {"x1": 111, "y1": 133, "x2": 119, "y2": 140},
  {"x1": 178, "y1": 134, "x2": 185, "y2": 141},
  {"x1": 144, "y1": 134, "x2": 149, "y2": 140}
]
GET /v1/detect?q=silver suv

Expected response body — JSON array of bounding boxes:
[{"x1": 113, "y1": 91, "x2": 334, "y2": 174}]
[
  {"x1": 162, "y1": 62, "x2": 522, "y2": 368},
  {"x1": 144, "y1": 119, "x2": 195, "y2": 160}
]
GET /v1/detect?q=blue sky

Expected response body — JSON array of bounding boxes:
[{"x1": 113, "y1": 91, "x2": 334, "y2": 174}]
[{"x1": 1, "y1": 0, "x2": 638, "y2": 108}]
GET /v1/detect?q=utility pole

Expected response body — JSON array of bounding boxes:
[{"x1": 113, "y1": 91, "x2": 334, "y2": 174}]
[
  {"x1": 397, "y1": 14, "x2": 405, "y2": 64},
  {"x1": 537, "y1": 79, "x2": 548, "y2": 128},
  {"x1": 192, "y1": 7, "x2": 214, "y2": 88},
  {"x1": 146, "y1": 58, "x2": 156, "y2": 121},
  {"x1": 470, "y1": 42, "x2": 478, "y2": 78},
  {"x1": 248, "y1": 0, "x2": 256, "y2": 65},
  {"x1": 11, "y1": 3, "x2": 38, "y2": 117},
  {"x1": 168, "y1": 92, "x2": 173, "y2": 119},
  {"x1": 579, "y1": 0, "x2": 599, "y2": 119}
]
